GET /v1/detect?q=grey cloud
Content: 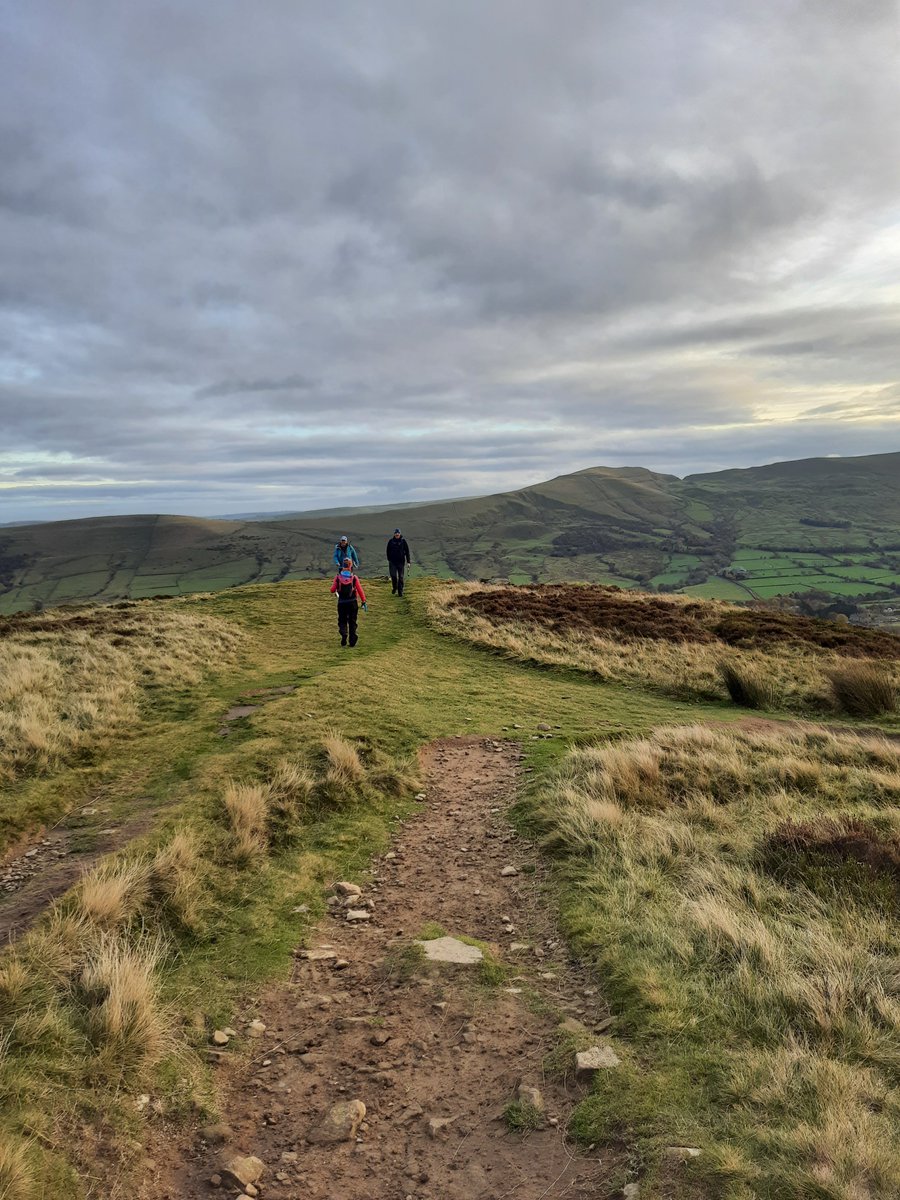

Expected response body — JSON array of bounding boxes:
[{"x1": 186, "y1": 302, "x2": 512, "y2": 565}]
[
  {"x1": 1, "y1": 1, "x2": 898, "y2": 522},
  {"x1": 195, "y1": 374, "x2": 314, "y2": 399}
]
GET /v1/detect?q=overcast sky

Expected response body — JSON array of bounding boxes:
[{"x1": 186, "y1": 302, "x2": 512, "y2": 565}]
[{"x1": 2, "y1": 1, "x2": 899, "y2": 522}]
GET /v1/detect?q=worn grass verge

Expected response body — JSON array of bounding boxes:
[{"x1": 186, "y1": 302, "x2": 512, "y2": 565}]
[
  {"x1": 429, "y1": 582, "x2": 900, "y2": 720},
  {"x1": 539, "y1": 722, "x2": 900, "y2": 1198},
  {"x1": 0, "y1": 729, "x2": 420, "y2": 1196},
  {"x1": 0, "y1": 600, "x2": 242, "y2": 788}
]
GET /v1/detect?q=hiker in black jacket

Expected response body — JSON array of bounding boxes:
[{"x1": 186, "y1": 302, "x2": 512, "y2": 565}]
[{"x1": 386, "y1": 529, "x2": 411, "y2": 596}]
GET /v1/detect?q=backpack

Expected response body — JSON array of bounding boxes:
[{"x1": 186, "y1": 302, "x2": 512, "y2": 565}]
[{"x1": 337, "y1": 572, "x2": 356, "y2": 601}]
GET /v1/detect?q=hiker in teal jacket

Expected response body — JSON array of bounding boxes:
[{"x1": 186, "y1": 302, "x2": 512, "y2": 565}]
[{"x1": 332, "y1": 536, "x2": 360, "y2": 570}]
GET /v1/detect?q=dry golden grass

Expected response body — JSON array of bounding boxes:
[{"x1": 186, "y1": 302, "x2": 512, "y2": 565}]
[
  {"x1": 223, "y1": 780, "x2": 271, "y2": 864},
  {"x1": 76, "y1": 860, "x2": 151, "y2": 929},
  {"x1": 0, "y1": 603, "x2": 242, "y2": 783},
  {"x1": 149, "y1": 830, "x2": 205, "y2": 927},
  {"x1": 0, "y1": 1136, "x2": 35, "y2": 1200},
  {"x1": 323, "y1": 731, "x2": 366, "y2": 787},
  {"x1": 428, "y1": 582, "x2": 900, "y2": 715},
  {"x1": 265, "y1": 758, "x2": 317, "y2": 844},
  {"x1": 79, "y1": 934, "x2": 170, "y2": 1077},
  {"x1": 545, "y1": 722, "x2": 900, "y2": 1196},
  {"x1": 827, "y1": 661, "x2": 899, "y2": 717}
]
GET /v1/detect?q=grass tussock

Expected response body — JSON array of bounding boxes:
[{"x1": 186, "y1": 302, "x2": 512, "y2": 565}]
[
  {"x1": 542, "y1": 722, "x2": 900, "y2": 1196},
  {"x1": 0, "y1": 602, "x2": 242, "y2": 785},
  {"x1": 323, "y1": 731, "x2": 366, "y2": 786},
  {"x1": 827, "y1": 661, "x2": 899, "y2": 717},
  {"x1": 149, "y1": 830, "x2": 206, "y2": 927},
  {"x1": 78, "y1": 935, "x2": 170, "y2": 1078},
  {"x1": 76, "y1": 859, "x2": 151, "y2": 928},
  {"x1": 223, "y1": 781, "x2": 271, "y2": 865},
  {"x1": 0, "y1": 1135, "x2": 36, "y2": 1200},
  {"x1": 717, "y1": 658, "x2": 777, "y2": 709},
  {"x1": 429, "y1": 582, "x2": 900, "y2": 716}
]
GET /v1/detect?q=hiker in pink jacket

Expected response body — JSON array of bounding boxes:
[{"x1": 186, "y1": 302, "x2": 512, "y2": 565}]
[{"x1": 330, "y1": 558, "x2": 367, "y2": 647}]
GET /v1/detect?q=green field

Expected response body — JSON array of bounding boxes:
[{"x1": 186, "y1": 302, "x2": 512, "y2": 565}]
[{"x1": 2, "y1": 451, "x2": 900, "y2": 612}]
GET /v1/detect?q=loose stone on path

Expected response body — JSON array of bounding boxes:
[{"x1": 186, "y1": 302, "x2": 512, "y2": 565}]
[{"x1": 416, "y1": 936, "x2": 483, "y2": 964}]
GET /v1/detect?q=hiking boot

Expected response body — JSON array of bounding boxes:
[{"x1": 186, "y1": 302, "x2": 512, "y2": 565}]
[
  {"x1": 349, "y1": 636, "x2": 358, "y2": 647},
  {"x1": 340, "y1": 636, "x2": 347, "y2": 646}
]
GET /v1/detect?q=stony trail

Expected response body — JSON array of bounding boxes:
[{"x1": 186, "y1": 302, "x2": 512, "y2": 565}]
[{"x1": 149, "y1": 737, "x2": 621, "y2": 1200}]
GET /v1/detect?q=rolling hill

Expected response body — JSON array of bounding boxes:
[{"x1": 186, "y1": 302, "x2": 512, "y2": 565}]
[{"x1": 2, "y1": 451, "x2": 899, "y2": 614}]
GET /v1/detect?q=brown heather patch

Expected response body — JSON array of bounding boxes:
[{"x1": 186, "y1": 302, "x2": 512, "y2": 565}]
[
  {"x1": 763, "y1": 816, "x2": 900, "y2": 881},
  {"x1": 431, "y1": 582, "x2": 900, "y2": 714},
  {"x1": 451, "y1": 583, "x2": 900, "y2": 657}
]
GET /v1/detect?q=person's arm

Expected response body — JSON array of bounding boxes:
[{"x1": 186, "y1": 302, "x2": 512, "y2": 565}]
[
  {"x1": 333, "y1": 547, "x2": 341, "y2": 567},
  {"x1": 354, "y1": 577, "x2": 367, "y2": 604},
  {"x1": 330, "y1": 574, "x2": 339, "y2": 594},
  {"x1": 404, "y1": 539, "x2": 411, "y2": 564}
]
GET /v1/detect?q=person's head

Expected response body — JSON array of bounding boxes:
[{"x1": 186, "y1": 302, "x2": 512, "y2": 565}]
[
  {"x1": 339, "y1": 535, "x2": 349, "y2": 546},
  {"x1": 393, "y1": 528, "x2": 402, "y2": 538},
  {"x1": 343, "y1": 557, "x2": 353, "y2": 569}
]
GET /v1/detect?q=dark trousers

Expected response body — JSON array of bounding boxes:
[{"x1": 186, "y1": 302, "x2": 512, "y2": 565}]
[
  {"x1": 337, "y1": 600, "x2": 358, "y2": 645},
  {"x1": 389, "y1": 562, "x2": 406, "y2": 595}
]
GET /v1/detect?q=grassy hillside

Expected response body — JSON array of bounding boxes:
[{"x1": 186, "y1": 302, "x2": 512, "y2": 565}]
[
  {"x1": 1, "y1": 578, "x2": 898, "y2": 1198},
  {"x1": 2, "y1": 452, "x2": 900, "y2": 614}
]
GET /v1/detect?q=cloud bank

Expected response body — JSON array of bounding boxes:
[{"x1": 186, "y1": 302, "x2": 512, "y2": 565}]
[{"x1": 1, "y1": 0, "x2": 898, "y2": 520}]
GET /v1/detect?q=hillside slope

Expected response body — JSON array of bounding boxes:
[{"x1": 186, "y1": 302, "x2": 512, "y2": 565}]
[{"x1": 2, "y1": 452, "x2": 899, "y2": 613}]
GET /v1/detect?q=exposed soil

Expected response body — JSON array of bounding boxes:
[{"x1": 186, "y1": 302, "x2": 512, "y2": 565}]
[
  {"x1": 0, "y1": 808, "x2": 157, "y2": 942},
  {"x1": 218, "y1": 685, "x2": 297, "y2": 736},
  {"x1": 145, "y1": 739, "x2": 628, "y2": 1200},
  {"x1": 453, "y1": 584, "x2": 900, "y2": 657}
]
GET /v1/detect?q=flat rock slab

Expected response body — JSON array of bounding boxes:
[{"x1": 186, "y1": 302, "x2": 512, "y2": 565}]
[
  {"x1": 223, "y1": 705, "x2": 260, "y2": 721},
  {"x1": 576, "y1": 1044, "x2": 621, "y2": 1072},
  {"x1": 416, "y1": 936, "x2": 483, "y2": 964}
]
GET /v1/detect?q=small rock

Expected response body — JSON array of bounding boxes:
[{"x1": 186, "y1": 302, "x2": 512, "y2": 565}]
[
  {"x1": 200, "y1": 1123, "x2": 233, "y2": 1144},
  {"x1": 537, "y1": 722, "x2": 551, "y2": 730},
  {"x1": 414, "y1": 792, "x2": 427, "y2": 801},
  {"x1": 307, "y1": 1099, "x2": 367, "y2": 1144},
  {"x1": 223, "y1": 1027, "x2": 237, "y2": 1038},
  {"x1": 335, "y1": 881, "x2": 362, "y2": 897},
  {"x1": 426, "y1": 1116, "x2": 454, "y2": 1139},
  {"x1": 346, "y1": 909, "x2": 371, "y2": 922},
  {"x1": 370, "y1": 1031, "x2": 391, "y2": 1047},
  {"x1": 416, "y1": 936, "x2": 483, "y2": 964},
  {"x1": 623, "y1": 1184, "x2": 640, "y2": 1199},
  {"x1": 500, "y1": 865, "x2": 518, "y2": 877},
  {"x1": 398, "y1": 1103, "x2": 424, "y2": 1124},
  {"x1": 209, "y1": 1173, "x2": 222, "y2": 1187},
  {"x1": 211, "y1": 1030, "x2": 229, "y2": 1046},
  {"x1": 298, "y1": 948, "x2": 337, "y2": 961},
  {"x1": 517, "y1": 1083, "x2": 545, "y2": 1113},
  {"x1": 292, "y1": 904, "x2": 310, "y2": 913},
  {"x1": 333, "y1": 958, "x2": 350, "y2": 970},
  {"x1": 576, "y1": 1044, "x2": 621, "y2": 1072},
  {"x1": 220, "y1": 1154, "x2": 265, "y2": 1190},
  {"x1": 244, "y1": 1187, "x2": 259, "y2": 1199},
  {"x1": 247, "y1": 1020, "x2": 266, "y2": 1038},
  {"x1": 665, "y1": 1146, "x2": 702, "y2": 1161},
  {"x1": 509, "y1": 942, "x2": 529, "y2": 952}
]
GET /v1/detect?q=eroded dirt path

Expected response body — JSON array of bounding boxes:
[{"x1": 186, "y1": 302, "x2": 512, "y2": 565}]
[{"x1": 151, "y1": 737, "x2": 619, "y2": 1200}]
